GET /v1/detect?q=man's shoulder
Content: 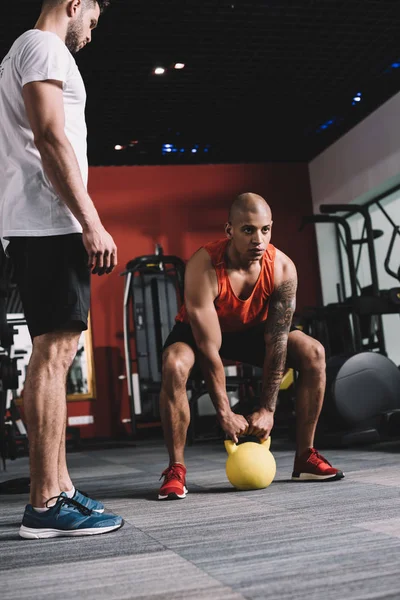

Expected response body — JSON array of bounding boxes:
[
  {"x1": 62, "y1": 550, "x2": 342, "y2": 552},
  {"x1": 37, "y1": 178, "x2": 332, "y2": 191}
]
[
  {"x1": 273, "y1": 248, "x2": 297, "y2": 284},
  {"x1": 3, "y1": 31, "x2": 34, "y2": 59},
  {"x1": 185, "y1": 247, "x2": 219, "y2": 298},
  {"x1": 17, "y1": 30, "x2": 71, "y2": 59},
  {"x1": 274, "y1": 247, "x2": 294, "y2": 266},
  {"x1": 187, "y1": 247, "x2": 213, "y2": 270}
]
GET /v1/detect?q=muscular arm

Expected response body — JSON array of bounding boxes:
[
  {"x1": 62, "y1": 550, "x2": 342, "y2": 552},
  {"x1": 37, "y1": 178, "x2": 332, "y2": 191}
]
[
  {"x1": 23, "y1": 80, "x2": 99, "y2": 229},
  {"x1": 184, "y1": 250, "x2": 231, "y2": 416},
  {"x1": 22, "y1": 80, "x2": 117, "y2": 274},
  {"x1": 261, "y1": 255, "x2": 297, "y2": 412}
]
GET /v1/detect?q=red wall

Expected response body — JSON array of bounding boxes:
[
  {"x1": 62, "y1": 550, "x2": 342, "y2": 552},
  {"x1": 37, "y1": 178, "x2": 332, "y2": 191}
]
[{"x1": 67, "y1": 163, "x2": 321, "y2": 438}]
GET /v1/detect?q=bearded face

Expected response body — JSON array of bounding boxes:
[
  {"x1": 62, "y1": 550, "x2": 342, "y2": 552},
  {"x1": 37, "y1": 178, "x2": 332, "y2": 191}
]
[
  {"x1": 65, "y1": 11, "x2": 85, "y2": 54},
  {"x1": 64, "y1": 1, "x2": 100, "y2": 54}
]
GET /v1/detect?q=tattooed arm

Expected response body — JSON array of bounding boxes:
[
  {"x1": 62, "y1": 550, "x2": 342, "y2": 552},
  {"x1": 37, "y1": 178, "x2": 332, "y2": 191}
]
[{"x1": 246, "y1": 252, "x2": 297, "y2": 440}]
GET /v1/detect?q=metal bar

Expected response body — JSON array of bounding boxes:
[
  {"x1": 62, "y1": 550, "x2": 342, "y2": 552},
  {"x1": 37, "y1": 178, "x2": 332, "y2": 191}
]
[
  {"x1": 335, "y1": 223, "x2": 346, "y2": 301},
  {"x1": 320, "y1": 204, "x2": 386, "y2": 354},
  {"x1": 301, "y1": 214, "x2": 362, "y2": 352},
  {"x1": 364, "y1": 182, "x2": 400, "y2": 210},
  {"x1": 123, "y1": 272, "x2": 137, "y2": 436},
  {"x1": 376, "y1": 200, "x2": 398, "y2": 229}
]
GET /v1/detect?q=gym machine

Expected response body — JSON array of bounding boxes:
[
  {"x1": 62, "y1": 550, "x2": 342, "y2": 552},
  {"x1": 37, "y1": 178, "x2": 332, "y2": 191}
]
[
  {"x1": 122, "y1": 245, "x2": 186, "y2": 435},
  {"x1": 300, "y1": 197, "x2": 400, "y2": 446},
  {"x1": 0, "y1": 251, "x2": 29, "y2": 479}
]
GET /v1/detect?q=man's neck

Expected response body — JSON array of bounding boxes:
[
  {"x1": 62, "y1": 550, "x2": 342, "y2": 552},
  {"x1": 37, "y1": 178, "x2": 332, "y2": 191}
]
[
  {"x1": 225, "y1": 240, "x2": 261, "y2": 272},
  {"x1": 34, "y1": 13, "x2": 67, "y2": 44}
]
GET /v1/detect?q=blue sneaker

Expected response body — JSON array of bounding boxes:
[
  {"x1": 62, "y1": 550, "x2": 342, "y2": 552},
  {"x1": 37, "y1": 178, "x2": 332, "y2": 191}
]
[
  {"x1": 73, "y1": 489, "x2": 105, "y2": 513},
  {"x1": 19, "y1": 493, "x2": 124, "y2": 539}
]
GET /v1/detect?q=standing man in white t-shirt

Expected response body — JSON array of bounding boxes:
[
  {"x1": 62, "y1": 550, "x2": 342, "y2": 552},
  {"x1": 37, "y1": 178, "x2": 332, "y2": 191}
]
[{"x1": 0, "y1": 0, "x2": 124, "y2": 538}]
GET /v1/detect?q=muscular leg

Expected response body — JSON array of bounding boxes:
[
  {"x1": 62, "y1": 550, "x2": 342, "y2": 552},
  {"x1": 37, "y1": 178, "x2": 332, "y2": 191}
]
[
  {"x1": 159, "y1": 342, "x2": 196, "y2": 465},
  {"x1": 23, "y1": 330, "x2": 81, "y2": 507},
  {"x1": 58, "y1": 406, "x2": 73, "y2": 492},
  {"x1": 287, "y1": 330, "x2": 326, "y2": 456}
]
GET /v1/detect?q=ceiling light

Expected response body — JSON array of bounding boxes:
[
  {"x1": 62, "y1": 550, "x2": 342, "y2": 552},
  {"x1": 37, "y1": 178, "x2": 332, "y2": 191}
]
[
  {"x1": 174, "y1": 63, "x2": 185, "y2": 70},
  {"x1": 162, "y1": 143, "x2": 174, "y2": 155},
  {"x1": 316, "y1": 118, "x2": 336, "y2": 133},
  {"x1": 154, "y1": 67, "x2": 165, "y2": 75},
  {"x1": 114, "y1": 145, "x2": 123, "y2": 150}
]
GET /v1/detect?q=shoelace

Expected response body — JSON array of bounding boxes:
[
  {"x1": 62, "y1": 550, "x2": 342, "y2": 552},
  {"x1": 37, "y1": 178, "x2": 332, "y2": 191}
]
[
  {"x1": 308, "y1": 448, "x2": 332, "y2": 467},
  {"x1": 45, "y1": 494, "x2": 93, "y2": 516},
  {"x1": 160, "y1": 465, "x2": 185, "y2": 483}
]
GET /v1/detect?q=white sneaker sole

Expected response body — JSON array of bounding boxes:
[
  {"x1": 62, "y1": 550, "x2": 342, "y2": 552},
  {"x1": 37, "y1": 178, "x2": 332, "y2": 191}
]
[
  {"x1": 291, "y1": 472, "x2": 345, "y2": 481},
  {"x1": 158, "y1": 486, "x2": 188, "y2": 500},
  {"x1": 19, "y1": 522, "x2": 123, "y2": 539}
]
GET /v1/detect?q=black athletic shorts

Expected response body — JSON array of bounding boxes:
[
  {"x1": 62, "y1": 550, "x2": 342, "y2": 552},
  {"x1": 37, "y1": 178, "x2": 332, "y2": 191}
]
[
  {"x1": 8, "y1": 234, "x2": 90, "y2": 338},
  {"x1": 163, "y1": 320, "x2": 299, "y2": 369}
]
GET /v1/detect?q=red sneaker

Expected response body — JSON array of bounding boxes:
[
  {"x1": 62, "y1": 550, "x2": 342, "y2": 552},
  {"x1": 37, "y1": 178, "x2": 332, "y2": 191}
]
[
  {"x1": 292, "y1": 448, "x2": 344, "y2": 481},
  {"x1": 158, "y1": 463, "x2": 188, "y2": 500}
]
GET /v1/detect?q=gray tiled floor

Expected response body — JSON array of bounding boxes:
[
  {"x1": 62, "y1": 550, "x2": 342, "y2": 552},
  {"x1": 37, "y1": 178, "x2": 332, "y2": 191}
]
[{"x1": 1, "y1": 439, "x2": 400, "y2": 599}]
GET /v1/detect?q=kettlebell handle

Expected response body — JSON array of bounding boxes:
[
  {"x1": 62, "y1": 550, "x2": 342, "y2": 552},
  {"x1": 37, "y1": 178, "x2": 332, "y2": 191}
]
[{"x1": 224, "y1": 437, "x2": 271, "y2": 455}]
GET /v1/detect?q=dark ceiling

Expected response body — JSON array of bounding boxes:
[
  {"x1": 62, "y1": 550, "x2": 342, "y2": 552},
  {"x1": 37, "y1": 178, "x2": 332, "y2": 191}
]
[{"x1": 2, "y1": 0, "x2": 400, "y2": 165}]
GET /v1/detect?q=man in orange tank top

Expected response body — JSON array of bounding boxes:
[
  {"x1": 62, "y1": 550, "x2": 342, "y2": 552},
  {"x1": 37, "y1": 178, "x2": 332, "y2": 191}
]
[{"x1": 158, "y1": 193, "x2": 344, "y2": 500}]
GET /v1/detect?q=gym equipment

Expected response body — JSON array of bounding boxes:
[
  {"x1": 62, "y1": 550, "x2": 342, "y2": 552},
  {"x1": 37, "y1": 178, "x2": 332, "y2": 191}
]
[
  {"x1": 319, "y1": 202, "x2": 400, "y2": 355},
  {"x1": 316, "y1": 352, "x2": 400, "y2": 446},
  {"x1": 122, "y1": 245, "x2": 186, "y2": 435},
  {"x1": 0, "y1": 249, "x2": 29, "y2": 470},
  {"x1": 224, "y1": 437, "x2": 276, "y2": 490},
  {"x1": 300, "y1": 196, "x2": 400, "y2": 446},
  {"x1": 302, "y1": 200, "x2": 400, "y2": 357}
]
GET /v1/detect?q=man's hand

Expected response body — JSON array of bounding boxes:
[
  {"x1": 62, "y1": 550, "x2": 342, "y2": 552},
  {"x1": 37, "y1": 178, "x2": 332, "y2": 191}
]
[
  {"x1": 83, "y1": 223, "x2": 118, "y2": 276},
  {"x1": 246, "y1": 408, "x2": 274, "y2": 441},
  {"x1": 218, "y1": 410, "x2": 249, "y2": 444}
]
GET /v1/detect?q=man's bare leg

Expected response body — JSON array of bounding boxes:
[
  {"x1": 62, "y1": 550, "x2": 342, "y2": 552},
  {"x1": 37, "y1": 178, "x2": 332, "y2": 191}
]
[
  {"x1": 58, "y1": 406, "x2": 74, "y2": 493},
  {"x1": 23, "y1": 330, "x2": 80, "y2": 507},
  {"x1": 287, "y1": 330, "x2": 326, "y2": 456},
  {"x1": 159, "y1": 343, "x2": 195, "y2": 466}
]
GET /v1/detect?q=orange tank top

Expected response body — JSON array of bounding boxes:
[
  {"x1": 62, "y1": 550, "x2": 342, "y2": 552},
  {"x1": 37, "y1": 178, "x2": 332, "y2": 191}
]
[{"x1": 176, "y1": 239, "x2": 276, "y2": 332}]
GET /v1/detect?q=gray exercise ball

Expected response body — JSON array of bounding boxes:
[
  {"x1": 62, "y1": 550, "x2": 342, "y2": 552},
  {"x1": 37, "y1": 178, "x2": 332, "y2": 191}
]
[{"x1": 333, "y1": 352, "x2": 400, "y2": 425}]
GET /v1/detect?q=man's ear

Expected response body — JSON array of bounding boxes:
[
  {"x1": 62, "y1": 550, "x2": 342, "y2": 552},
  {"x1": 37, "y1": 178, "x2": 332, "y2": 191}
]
[
  {"x1": 225, "y1": 222, "x2": 233, "y2": 238},
  {"x1": 67, "y1": 0, "x2": 83, "y2": 18}
]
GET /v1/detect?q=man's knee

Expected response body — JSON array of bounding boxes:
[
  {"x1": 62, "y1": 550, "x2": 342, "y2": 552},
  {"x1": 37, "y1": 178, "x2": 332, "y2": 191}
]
[
  {"x1": 302, "y1": 338, "x2": 325, "y2": 373},
  {"x1": 32, "y1": 331, "x2": 81, "y2": 371},
  {"x1": 290, "y1": 331, "x2": 326, "y2": 373},
  {"x1": 162, "y1": 347, "x2": 193, "y2": 390}
]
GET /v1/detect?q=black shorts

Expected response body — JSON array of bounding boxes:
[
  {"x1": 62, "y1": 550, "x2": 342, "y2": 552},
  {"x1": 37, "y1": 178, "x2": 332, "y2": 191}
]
[
  {"x1": 163, "y1": 321, "x2": 299, "y2": 369},
  {"x1": 8, "y1": 234, "x2": 90, "y2": 339}
]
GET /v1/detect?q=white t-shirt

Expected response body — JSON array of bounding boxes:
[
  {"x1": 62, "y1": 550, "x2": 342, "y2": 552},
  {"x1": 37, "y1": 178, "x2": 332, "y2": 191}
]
[{"x1": 0, "y1": 29, "x2": 87, "y2": 248}]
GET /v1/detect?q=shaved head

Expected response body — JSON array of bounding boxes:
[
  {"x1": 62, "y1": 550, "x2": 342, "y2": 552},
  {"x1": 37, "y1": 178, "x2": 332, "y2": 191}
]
[
  {"x1": 225, "y1": 192, "x2": 273, "y2": 263},
  {"x1": 229, "y1": 193, "x2": 272, "y2": 224},
  {"x1": 42, "y1": 0, "x2": 110, "y2": 12}
]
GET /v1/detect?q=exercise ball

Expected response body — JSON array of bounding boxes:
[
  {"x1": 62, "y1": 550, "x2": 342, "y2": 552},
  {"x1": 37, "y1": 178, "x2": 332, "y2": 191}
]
[
  {"x1": 332, "y1": 352, "x2": 400, "y2": 425},
  {"x1": 224, "y1": 437, "x2": 276, "y2": 490}
]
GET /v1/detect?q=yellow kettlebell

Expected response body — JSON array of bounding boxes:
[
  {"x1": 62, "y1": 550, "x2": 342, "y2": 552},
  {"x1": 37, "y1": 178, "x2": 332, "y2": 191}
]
[{"x1": 224, "y1": 437, "x2": 276, "y2": 490}]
